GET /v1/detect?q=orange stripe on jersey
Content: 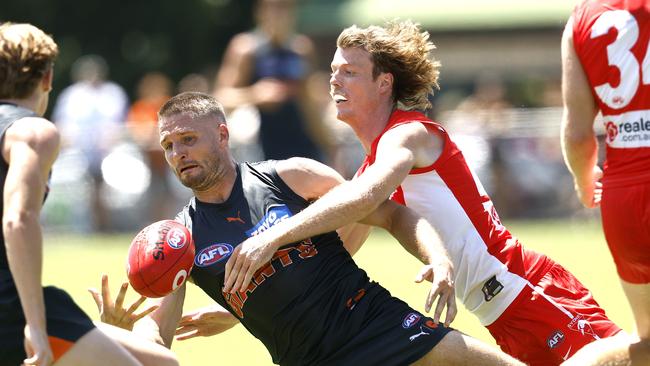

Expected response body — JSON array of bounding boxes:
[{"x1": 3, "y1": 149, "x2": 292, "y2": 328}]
[{"x1": 49, "y1": 336, "x2": 74, "y2": 361}]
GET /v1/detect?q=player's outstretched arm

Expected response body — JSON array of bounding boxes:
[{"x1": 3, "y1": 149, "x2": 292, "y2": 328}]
[
  {"x1": 359, "y1": 200, "x2": 456, "y2": 326},
  {"x1": 223, "y1": 125, "x2": 430, "y2": 293},
  {"x1": 175, "y1": 303, "x2": 239, "y2": 341},
  {"x1": 224, "y1": 157, "x2": 347, "y2": 293},
  {"x1": 224, "y1": 131, "x2": 426, "y2": 292}
]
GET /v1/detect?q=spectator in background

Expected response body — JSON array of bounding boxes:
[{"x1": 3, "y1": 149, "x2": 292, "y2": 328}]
[
  {"x1": 52, "y1": 54, "x2": 129, "y2": 232},
  {"x1": 126, "y1": 72, "x2": 175, "y2": 222},
  {"x1": 178, "y1": 73, "x2": 210, "y2": 94},
  {"x1": 455, "y1": 72, "x2": 512, "y2": 134},
  {"x1": 213, "y1": 0, "x2": 331, "y2": 162}
]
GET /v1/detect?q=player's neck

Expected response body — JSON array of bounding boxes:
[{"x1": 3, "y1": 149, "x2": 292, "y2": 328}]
[
  {"x1": 0, "y1": 94, "x2": 42, "y2": 116},
  {"x1": 194, "y1": 160, "x2": 238, "y2": 204},
  {"x1": 349, "y1": 103, "x2": 395, "y2": 154}
]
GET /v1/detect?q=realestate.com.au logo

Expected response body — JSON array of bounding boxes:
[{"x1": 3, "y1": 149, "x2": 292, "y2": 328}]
[
  {"x1": 606, "y1": 121, "x2": 618, "y2": 143},
  {"x1": 605, "y1": 117, "x2": 650, "y2": 144}
]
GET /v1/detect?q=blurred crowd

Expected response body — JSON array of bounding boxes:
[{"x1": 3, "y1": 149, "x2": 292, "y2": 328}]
[{"x1": 41, "y1": 0, "x2": 590, "y2": 233}]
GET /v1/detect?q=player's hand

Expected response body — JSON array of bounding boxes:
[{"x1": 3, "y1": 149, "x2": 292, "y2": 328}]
[
  {"x1": 575, "y1": 165, "x2": 603, "y2": 208},
  {"x1": 415, "y1": 260, "x2": 457, "y2": 327},
  {"x1": 88, "y1": 274, "x2": 158, "y2": 331},
  {"x1": 22, "y1": 325, "x2": 53, "y2": 366},
  {"x1": 175, "y1": 304, "x2": 239, "y2": 341},
  {"x1": 224, "y1": 236, "x2": 277, "y2": 293}
]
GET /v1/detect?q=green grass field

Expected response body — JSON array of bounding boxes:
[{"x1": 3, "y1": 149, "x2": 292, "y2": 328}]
[{"x1": 43, "y1": 218, "x2": 634, "y2": 365}]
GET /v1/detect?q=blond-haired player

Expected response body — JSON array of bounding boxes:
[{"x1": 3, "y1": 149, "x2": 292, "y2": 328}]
[{"x1": 222, "y1": 20, "x2": 622, "y2": 365}]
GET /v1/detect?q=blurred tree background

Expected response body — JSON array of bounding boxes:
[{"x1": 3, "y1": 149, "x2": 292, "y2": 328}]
[
  {"x1": 2, "y1": 0, "x2": 590, "y2": 228},
  {"x1": 2, "y1": 0, "x2": 257, "y2": 109}
]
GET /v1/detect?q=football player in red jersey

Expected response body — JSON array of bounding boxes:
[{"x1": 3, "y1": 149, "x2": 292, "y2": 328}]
[
  {"x1": 561, "y1": 0, "x2": 650, "y2": 364},
  {"x1": 219, "y1": 20, "x2": 624, "y2": 365}
]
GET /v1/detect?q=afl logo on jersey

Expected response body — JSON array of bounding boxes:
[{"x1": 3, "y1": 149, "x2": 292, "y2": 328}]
[
  {"x1": 165, "y1": 228, "x2": 187, "y2": 249},
  {"x1": 195, "y1": 243, "x2": 233, "y2": 267},
  {"x1": 547, "y1": 330, "x2": 565, "y2": 349},
  {"x1": 402, "y1": 312, "x2": 421, "y2": 329}
]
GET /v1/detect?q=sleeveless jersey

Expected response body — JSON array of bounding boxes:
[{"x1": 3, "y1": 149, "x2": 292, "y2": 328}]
[
  {"x1": 572, "y1": 0, "x2": 650, "y2": 187},
  {"x1": 178, "y1": 162, "x2": 396, "y2": 365},
  {"x1": 0, "y1": 103, "x2": 39, "y2": 271},
  {"x1": 250, "y1": 32, "x2": 321, "y2": 161},
  {"x1": 356, "y1": 110, "x2": 553, "y2": 325}
]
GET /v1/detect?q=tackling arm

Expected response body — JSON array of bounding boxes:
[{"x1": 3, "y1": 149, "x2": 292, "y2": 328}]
[
  {"x1": 226, "y1": 124, "x2": 425, "y2": 257},
  {"x1": 224, "y1": 124, "x2": 443, "y2": 292},
  {"x1": 359, "y1": 200, "x2": 456, "y2": 324}
]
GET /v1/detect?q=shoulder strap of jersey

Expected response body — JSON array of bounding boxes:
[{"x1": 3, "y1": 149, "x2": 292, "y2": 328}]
[{"x1": 0, "y1": 103, "x2": 37, "y2": 138}]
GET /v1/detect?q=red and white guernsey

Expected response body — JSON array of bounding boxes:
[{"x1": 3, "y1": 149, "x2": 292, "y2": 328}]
[
  {"x1": 356, "y1": 110, "x2": 553, "y2": 325},
  {"x1": 573, "y1": 0, "x2": 650, "y2": 188}
]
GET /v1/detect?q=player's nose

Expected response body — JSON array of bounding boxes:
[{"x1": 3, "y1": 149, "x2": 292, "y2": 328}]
[
  {"x1": 169, "y1": 143, "x2": 188, "y2": 163},
  {"x1": 329, "y1": 71, "x2": 341, "y2": 87}
]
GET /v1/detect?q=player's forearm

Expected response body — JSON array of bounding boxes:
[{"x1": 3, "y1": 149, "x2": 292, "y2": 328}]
[
  {"x1": 561, "y1": 114, "x2": 599, "y2": 187},
  {"x1": 263, "y1": 178, "x2": 387, "y2": 250},
  {"x1": 389, "y1": 207, "x2": 451, "y2": 268},
  {"x1": 337, "y1": 223, "x2": 372, "y2": 256},
  {"x1": 4, "y1": 213, "x2": 47, "y2": 331},
  {"x1": 143, "y1": 285, "x2": 186, "y2": 348},
  {"x1": 133, "y1": 316, "x2": 168, "y2": 347}
]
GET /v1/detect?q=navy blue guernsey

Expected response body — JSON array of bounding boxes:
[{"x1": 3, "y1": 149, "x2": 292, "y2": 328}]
[
  {"x1": 0, "y1": 103, "x2": 39, "y2": 271},
  {"x1": 177, "y1": 162, "x2": 372, "y2": 364},
  {"x1": 177, "y1": 161, "x2": 452, "y2": 365}
]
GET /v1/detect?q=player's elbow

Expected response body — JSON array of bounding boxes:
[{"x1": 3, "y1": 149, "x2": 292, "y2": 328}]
[
  {"x1": 3, "y1": 210, "x2": 38, "y2": 236},
  {"x1": 562, "y1": 119, "x2": 595, "y2": 148}
]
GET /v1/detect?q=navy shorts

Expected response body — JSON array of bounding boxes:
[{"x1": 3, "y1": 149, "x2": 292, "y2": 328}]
[
  {"x1": 304, "y1": 282, "x2": 454, "y2": 366},
  {"x1": 0, "y1": 272, "x2": 96, "y2": 365}
]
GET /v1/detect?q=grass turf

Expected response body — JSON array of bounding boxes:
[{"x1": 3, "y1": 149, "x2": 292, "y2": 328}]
[{"x1": 42, "y1": 218, "x2": 633, "y2": 365}]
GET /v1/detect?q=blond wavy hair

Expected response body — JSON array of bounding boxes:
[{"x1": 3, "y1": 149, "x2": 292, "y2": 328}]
[
  {"x1": 337, "y1": 20, "x2": 440, "y2": 110},
  {"x1": 0, "y1": 23, "x2": 58, "y2": 99}
]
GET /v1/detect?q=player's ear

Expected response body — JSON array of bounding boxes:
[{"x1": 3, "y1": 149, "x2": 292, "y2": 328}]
[
  {"x1": 379, "y1": 72, "x2": 393, "y2": 95},
  {"x1": 218, "y1": 123, "x2": 229, "y2": 145},
  {"x1": 42, "y1": 67, "x2": 53, "y2": 93}
]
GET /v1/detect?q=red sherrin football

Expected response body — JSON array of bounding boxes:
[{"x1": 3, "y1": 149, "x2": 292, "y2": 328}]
[{"x1": 127, "y1": 220, "x2": 195, "y2": 298}]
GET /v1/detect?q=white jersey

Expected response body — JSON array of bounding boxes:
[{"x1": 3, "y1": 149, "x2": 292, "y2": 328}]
[{"x1": 356, "y1": 110, "x2": 553, "y2": 325}]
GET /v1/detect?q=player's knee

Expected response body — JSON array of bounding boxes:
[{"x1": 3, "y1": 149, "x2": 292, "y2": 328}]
[{"x1": 630, "y1": 338, "x2": 650, "y2": 364}]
